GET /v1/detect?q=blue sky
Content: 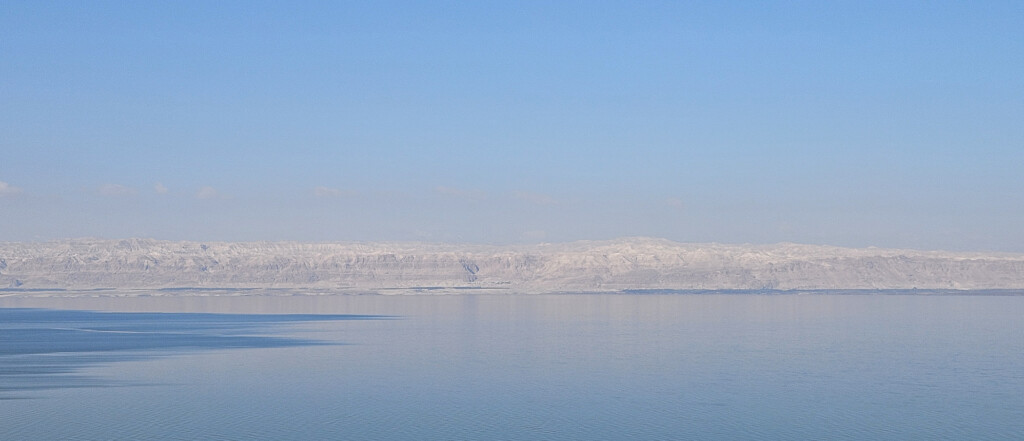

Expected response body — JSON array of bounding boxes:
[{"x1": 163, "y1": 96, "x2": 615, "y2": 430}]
[{"x1": 2, "y1": 1, "x2": 1023, "y2": 250}]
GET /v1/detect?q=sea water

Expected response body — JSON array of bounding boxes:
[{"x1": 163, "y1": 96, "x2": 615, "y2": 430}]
[{"x1": 2, "y1": 293, "x2": 1022, "y2": 440}]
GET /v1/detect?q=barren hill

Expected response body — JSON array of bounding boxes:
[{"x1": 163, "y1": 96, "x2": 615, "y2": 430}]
[{"x1": 2, "y1": 238, "x2": 1023, "y2": 294}]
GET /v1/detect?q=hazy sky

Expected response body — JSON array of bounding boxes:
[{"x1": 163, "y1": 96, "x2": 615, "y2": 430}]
[{"x1": 2, "y1": 1, "x2": 1023, "y2": 250}]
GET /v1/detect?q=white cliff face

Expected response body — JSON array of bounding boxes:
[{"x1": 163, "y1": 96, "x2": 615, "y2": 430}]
[{"x1": 1, "y1": 238, "x2": 1023, "y2": 293}]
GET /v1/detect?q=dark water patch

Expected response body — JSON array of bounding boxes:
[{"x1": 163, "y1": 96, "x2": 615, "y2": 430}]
[
  {"x1": 0, "y1": 288, "x2": 69, "y2": 292},
  {"x1": 0, "y1": 308, "x2": 390, "y2": 399}
]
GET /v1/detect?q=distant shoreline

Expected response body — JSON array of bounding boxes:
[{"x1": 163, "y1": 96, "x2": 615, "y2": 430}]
[{"x1": 2, "y1": 287, "x2": 1023, "y2": 299}]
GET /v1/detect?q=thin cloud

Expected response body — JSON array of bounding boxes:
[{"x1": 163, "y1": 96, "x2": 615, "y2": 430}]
[
  {"x1": 0, "y1": 181, "x2": 23, "y2": 197},
  {"x1": 314, "y1": 186, "x2": 356, "y2": 198},
  {"x1": 98, "y1": 184, "x2": 138, "y2": 196},
  {"x1": 520, "y1": 230, "x2": 548, "y2": 242},
  {"x1": 435, "y1": 186, "x2": 486, "y2": 201},
  {"x1": 512, "y1": 190, "x2": 557, "y2": 206},
  {"x1": 665, "y1": 197, "x2": 685, "y2": 209},
  {"x1": 154, "y1": 182, "x2": 169, "y2": 194},
  {"x1": 196, "y1": 186, "x2": 222, "y2": 200}
]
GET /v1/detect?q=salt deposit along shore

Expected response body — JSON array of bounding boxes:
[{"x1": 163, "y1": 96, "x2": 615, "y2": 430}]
[{"x1": 2, "y1": 238, "x2": 1024, "y2": 296}]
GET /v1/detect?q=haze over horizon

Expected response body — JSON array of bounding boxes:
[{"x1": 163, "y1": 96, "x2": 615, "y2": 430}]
[{"x1": 2, "y1": 2, "x2": 1022, "y2": 252}]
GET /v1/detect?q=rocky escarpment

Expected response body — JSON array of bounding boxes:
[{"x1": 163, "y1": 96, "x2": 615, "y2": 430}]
[{"x1": 1, "y1": 238, "x2": 1023, "y2": 293}]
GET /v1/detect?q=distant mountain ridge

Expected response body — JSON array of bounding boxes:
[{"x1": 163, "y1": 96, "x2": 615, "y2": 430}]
[{"x1": 2, "y1": 238, "x2": 1023, "y2": 294}]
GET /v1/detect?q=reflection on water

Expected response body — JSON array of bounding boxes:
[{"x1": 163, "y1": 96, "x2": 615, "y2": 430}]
[
  {"x1": 1, "y1": 293, "x2": 1023, "y2": 440},
  {"x1": 0, "y1": 308, "x2": 385, "y2": 400}
]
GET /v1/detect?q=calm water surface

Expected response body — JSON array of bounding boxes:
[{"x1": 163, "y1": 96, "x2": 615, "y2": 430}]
[{"x1": 1, "y1": 293, "x2": 1022, "y2": 440}]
